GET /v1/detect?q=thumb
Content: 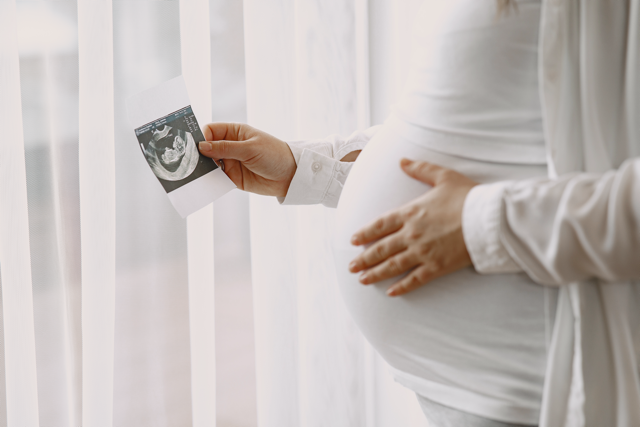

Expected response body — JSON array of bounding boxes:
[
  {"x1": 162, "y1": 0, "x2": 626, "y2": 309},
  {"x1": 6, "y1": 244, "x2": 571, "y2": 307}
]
[
  {"x1": 198, "y1": 139, "x2": 253, "y2": 162},
  {"x1": 399, "y1": 158, "x2": 446, "y2": 186}
]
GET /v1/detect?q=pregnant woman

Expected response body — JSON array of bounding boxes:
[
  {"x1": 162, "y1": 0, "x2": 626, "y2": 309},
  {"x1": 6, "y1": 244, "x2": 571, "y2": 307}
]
[
  {"x1": 333, "y1": 1, "x2": 550, "y2": 424},
  {"x1": 199, "y1": 0, "x2": 640, "y2": 425}
]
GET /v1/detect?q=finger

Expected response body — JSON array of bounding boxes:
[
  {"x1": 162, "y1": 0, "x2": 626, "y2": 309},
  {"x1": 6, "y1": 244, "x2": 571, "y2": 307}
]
[
  {"x1": 198, "y1": 139, "x2": 254, "y2": 162},
  {"x1": 351, "y1": 212, "x2": 403, "y2": 246},
  {"x1": 203, "y1": 122, "x2": 244, "y2": 142},
  {"x1": 359, "y1": 251, "x2": 419, "y2": 285},
  {"x1": 386, "y1": 263, "x2": 443, "y2": 297},
  {"x1": 400, "y1": 158, "x2": 448, "y2": 186},
  {"x1": 349, "y1": 235, "x2": 406, "y2": 273}
]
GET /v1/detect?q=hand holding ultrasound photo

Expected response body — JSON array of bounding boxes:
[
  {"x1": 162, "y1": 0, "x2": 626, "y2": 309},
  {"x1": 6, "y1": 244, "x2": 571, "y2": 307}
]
[{"x1": 127, "y1": 76, "x2": 236, "y2": 217}]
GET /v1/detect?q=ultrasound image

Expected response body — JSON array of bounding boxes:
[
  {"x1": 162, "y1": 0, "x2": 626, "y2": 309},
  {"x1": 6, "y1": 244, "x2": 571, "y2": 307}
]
[{"x1": 135, "y1": 106, "x2": 217, "y2": 193}]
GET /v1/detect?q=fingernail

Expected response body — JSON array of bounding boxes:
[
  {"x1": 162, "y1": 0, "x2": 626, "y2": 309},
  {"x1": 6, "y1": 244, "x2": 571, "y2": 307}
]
[
  {"x1": 400, "y1": 158, "x2": 412, "y2": 167},
  {"x1": 349, "y1": 261, "x2": 358, "y2": 272},
  {"x1": 199, "y1": 141, "x2": 212, "y2": 152},
  {"x1": 359, "y1": 274, "x2": 368, "y2": 284},
  {"x1": 351, "y1": 235, "x2": 359, "y2": 245},
  {"x1": 387, "y1": 287, "x2": 397, "y2": 297}
]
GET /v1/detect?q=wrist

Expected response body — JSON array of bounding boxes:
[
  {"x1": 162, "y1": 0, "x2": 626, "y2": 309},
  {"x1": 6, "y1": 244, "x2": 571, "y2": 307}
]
[{"x1": 278, "y1": 141, "x2": 297, "y2": 197}]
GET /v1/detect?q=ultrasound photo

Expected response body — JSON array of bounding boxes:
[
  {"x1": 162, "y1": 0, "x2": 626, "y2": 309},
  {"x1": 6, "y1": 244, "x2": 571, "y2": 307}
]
[
  {"x1": 128, "y1": 76, "x2": 235, "y2": 217},
  {"x1": 134, "y1": 106, "x2": 218, "y2": 193}
]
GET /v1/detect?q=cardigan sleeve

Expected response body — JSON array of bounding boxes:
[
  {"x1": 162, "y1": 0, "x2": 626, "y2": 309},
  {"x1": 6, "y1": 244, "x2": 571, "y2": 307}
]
[
  {"x1": 462, "y1": 157, "x2": 640, "y2": 286},
  {"x1": 278, "y1": 126, "x2": 381, "y2": 208}
]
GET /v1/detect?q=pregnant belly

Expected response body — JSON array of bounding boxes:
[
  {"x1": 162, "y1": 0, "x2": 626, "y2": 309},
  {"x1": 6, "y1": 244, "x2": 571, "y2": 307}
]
[{"x1": 332, "y1": 122, "x2": 553, "y2": 423}]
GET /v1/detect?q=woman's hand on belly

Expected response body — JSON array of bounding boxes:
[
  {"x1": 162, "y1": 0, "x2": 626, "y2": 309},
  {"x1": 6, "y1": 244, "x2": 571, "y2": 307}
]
[{"x1": 348, "y1": 159, "x2": 479, "y2": 297}]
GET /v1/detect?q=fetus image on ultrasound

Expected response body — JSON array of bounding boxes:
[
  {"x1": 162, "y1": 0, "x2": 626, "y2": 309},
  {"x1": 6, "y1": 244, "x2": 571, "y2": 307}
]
[
  {"x1": 145, "y1": 125, "x2": 199, "y2": 181},
  {"x1": 134, "y1": 105, "x2": 218, "y2": 193}
]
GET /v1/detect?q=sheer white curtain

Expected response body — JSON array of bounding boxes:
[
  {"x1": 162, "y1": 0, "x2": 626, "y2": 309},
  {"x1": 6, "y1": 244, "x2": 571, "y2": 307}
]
[
  {"x1": 1, "y1": 0, "x2": 218, "y2": 425},
  {"x1": 244, "y1": 0, "x2": 428, "y2": 426},
  {"x1": 0, "y1": 1, "x2": 40, "y2": 425}
]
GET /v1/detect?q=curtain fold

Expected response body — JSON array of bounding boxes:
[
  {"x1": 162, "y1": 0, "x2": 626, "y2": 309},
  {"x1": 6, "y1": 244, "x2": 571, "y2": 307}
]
[
  {"x1": 112, "y1": 2, "x2": 193, "y2": 424},
  {"x1": 37, "y1": 2, "x2": 82, "y2": 423},
  {"x1": 77, "y1": 1, "x2": 116, "y2": 426},
  {"x1": 243, "y1": 1, "x2": 300, "y2": 425},
  {"x1": 180, "y1": 1, "x2": 217, "y2": 425},
  {"x1": 0, "y1": 1, "x2": 40, "y2": 425}
]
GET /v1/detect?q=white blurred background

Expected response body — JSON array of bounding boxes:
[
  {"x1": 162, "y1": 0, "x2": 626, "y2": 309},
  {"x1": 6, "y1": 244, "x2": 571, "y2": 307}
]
[{"x1": 17, "y1": 1, "x2": 256, "y2": 426}]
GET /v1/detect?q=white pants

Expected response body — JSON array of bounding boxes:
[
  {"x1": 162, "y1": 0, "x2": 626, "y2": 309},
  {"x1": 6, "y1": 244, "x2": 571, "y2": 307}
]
[{"x1": 332, "y1": 118, "x2": 554, "y2": 425}]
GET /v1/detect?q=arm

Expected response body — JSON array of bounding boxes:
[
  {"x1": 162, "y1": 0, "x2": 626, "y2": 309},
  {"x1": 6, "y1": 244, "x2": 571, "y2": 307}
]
[
  {"x1": 197, "y1": 123, "x2": 380, "y2": 206},
  {"x1": 464, "y1": 157, "x2": 640, "y2": 286},
  {"x1": 349, "y1": 157, "x2": 640, "y2": 296}
]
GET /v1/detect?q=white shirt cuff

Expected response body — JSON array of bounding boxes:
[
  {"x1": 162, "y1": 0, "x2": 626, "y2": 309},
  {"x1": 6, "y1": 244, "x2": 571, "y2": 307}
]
[
  {"x1": 286, "y1": 139, "x2": 332, "y2": 164},
  {"x1": 277, "y1": 148, "x2": 352, "y2": 208},
  {"x1": 462, "y1": 182, "x2": 522, "y2": 274}
]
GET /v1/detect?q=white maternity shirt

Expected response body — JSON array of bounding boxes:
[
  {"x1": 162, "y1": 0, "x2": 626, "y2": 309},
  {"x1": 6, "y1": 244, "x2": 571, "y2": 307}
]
[{"x1": 282, "y1": 1, "x2": 551, "y2": 425}]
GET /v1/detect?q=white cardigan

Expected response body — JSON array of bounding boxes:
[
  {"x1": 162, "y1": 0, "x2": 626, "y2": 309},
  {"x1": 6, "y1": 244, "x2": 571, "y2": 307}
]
[
  {"x1": 508, "y1": 2, "x2": 640, "y2": 426},
  {"x1": 281, "y1": 1, "x2": 640, "y2": 425}
]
